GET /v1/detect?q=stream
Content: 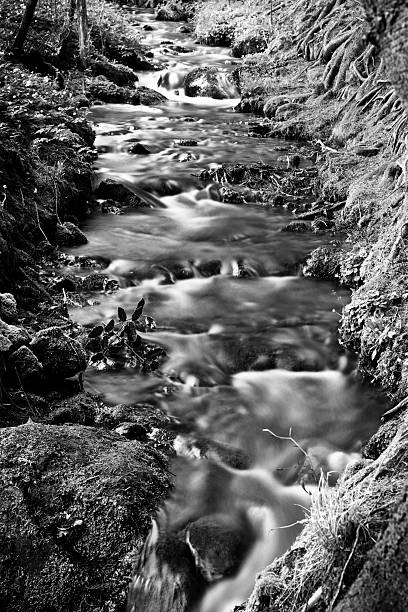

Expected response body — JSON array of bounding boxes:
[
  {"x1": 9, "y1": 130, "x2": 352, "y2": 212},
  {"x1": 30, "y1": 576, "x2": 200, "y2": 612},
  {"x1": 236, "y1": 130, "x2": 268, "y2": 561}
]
[{"x1": 69, "y1": 9, "x2": 386, "y2": 612}]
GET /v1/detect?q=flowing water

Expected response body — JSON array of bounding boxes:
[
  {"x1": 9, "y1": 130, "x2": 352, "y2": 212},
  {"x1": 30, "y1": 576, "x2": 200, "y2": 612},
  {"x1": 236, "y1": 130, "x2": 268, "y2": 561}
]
[{"x1": 69, "y1": 10, "x2": 386, "y2": 612}]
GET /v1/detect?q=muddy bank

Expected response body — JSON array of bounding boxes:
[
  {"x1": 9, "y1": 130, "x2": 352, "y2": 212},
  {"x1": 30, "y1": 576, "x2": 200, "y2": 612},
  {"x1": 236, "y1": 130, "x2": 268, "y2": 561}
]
[
  {"x1": 188, "y1": 0, "x2": 408, "y2": 609},
  {"x1": 0, "y1": 3, "x2": 176, "y2": 609}
]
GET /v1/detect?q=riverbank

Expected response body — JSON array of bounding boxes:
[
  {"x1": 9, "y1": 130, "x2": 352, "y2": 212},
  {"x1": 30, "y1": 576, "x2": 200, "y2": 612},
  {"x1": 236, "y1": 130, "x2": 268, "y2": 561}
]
[
  {"x1": 0, "y1": 4, "x2": 177, "y2": 610},
  {"x1": 187, "y1": 0, "x2": 408, "y2": 609}
]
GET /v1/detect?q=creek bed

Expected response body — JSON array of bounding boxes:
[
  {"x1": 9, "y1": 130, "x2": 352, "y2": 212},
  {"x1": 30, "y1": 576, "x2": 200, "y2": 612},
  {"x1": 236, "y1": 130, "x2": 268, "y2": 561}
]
[{"x1": 68, "y1": 9, "x2": 386, "y2": 612}]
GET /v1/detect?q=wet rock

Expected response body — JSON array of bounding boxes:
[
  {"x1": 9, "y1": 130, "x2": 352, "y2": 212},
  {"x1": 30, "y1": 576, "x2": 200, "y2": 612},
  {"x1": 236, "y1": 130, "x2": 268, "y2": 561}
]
[
  {"x1": 30, "y1": 326, "x2": 87, "y2": 380},
  {"x1": 143, "y1": 24, "x2": 155, "y2": 31},
  {"x1": 90, "y1": 57, "x2": 139, "y2": 87},
  {"x1": 0, "y1": 292, "x2": 18, "y2": 323},
  {"x1": 115, "y1": 422, "x2": 149, "y2": 441},
  {"x1": 303, "y1": 245, "x2": 342, "y2": 281},
  {"x1": 0, "y1": 318, "x2": 30, "y2": 353},
  {"x1": 8, "y1": 346, "x2": 43, "y2": 387},
  {"x1": 281, "y1": 221, "x2": 311, "y2": 233},
  {"x1": 179, "y1": 24, "x2": 193, "y2": 34},
  {"x1": 86, "y1": 78, "x2": 140, "y2": 105},
  {"x1": 81, "y1": 272, "x2": 112, "y2": 292},
  {"x1": 0, "y1": 423, "x2": 170, "y2": 611},
  {"x1": 128, "y1": 142, "x2": 151, "y2": 155},
  {"x1": 232, "y1": 35, "x2": 268, "y2": 58},
  {"x1": 156, "y1": 3, "x2": 191, "y2": 21},
  {"x1": 184, "y1": 66, "x2": 230, "y2": 99},
  {"x1": 137, "y1": 85, "x2": 167, "y2": 105},
  {"x1": 94, "y1": 179, "x2": 142, "y2": 207},
  {"x1": 47, "y1": 393, "x2": 98, "y2": 425},
  {"x1": 186, "y1": 513, "x2": 253, "y2": 581},
  {"x1": 55, "y1": 222, "x2": 88, "y2": 246},
  {"x1": 176, "y1": 139, "x2": 198, "y2": 146}
]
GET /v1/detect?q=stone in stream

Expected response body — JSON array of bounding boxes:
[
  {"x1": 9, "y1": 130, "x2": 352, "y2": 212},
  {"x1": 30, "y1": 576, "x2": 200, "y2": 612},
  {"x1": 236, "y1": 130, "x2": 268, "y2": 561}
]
[
  {"x1": 30, "y1": 326, "x2": 87, "y2": 380},
  {"x1": 94, "y1": 179, "x2": 143, "y2": 207},
  {"x1": 128, "y1": 142, "x2": 151, "y2": 155},
  {"x1": 184, "y1": 67, "x2": 234, "y2": 100},
  {"x1": 0, "y1": 423, "x2": 170, "y2": 612},
  {"x1": 186, "y1": 513, "x2": 254, "y2": 581}
]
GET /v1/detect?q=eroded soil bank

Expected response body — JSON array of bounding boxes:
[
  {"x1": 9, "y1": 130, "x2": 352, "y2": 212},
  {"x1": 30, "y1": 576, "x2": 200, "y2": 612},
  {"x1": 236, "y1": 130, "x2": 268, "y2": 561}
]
[
  {"x1": 1, "y1": 0, "x2": 407, "y2": 610},
  {"x1": 179, "y1": 0, "x2": 408, "y2": 609}
]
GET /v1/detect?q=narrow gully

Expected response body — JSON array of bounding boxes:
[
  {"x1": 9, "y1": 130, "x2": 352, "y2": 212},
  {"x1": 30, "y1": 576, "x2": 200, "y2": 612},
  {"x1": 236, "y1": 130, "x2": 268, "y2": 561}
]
[{"x1": 67, "y1": 9, "x2": 386, "y2": 612}]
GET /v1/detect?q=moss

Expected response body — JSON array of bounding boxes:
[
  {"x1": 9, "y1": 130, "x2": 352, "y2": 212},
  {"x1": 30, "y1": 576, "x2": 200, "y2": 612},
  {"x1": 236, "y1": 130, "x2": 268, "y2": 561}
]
[{"x1": 0, "y1": 423, "x2": 171, "y2": 612}]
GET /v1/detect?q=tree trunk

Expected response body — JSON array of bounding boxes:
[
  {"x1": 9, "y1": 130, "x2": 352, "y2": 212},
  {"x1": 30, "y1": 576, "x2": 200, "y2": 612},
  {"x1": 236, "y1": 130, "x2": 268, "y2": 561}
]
[
  {"x1": 11, "y1": 0, "x2": 40, "y2": 53},
  {"x1": 77, "y1": 0, "x2": 89, "y2": 68}
]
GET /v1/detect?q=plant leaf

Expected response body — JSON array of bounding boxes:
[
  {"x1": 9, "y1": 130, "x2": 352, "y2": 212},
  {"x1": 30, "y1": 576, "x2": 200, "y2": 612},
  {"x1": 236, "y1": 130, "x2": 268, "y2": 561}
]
[
  {"x1": 105, "y1": 319, "x2": 115, "y2": 333},
  {"x1": 132, "y1": 298, "x2": 145, "y2": 321},
  {"x1": 88, "y1": 325, "x2": 104, "y2": 338},
  {"x1": 118, "y1": 307, "x2": 127, "y2": 322}
]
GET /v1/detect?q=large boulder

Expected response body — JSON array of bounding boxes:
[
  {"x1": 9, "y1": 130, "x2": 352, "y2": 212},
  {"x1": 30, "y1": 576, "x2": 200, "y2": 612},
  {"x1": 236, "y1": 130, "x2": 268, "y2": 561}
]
[
  {"x1": 231, "y1": 36, "x2": 268, "y2": 58},
  {"x1": 184, "y1": 67, "x2": 235, "y2": 99},
  {"x1": 87, "y1": 77, "x2": 140, "y2": 105},
  {"x1": 0, "y1": 423, "x2": 170, "y2": 612},
  {"x1": 90, "y1": 57, "x2": 139, "y2": 87},
  {"x1": 30, "y1": 326, "x2": 87, "y2": 380}
]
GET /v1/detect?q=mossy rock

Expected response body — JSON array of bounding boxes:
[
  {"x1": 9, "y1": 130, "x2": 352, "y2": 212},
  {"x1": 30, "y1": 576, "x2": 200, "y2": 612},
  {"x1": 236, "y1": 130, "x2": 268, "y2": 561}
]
[
  {"x1": 0, "y1": 423, "x2": 170, "y2": 611},
  {"x1": 184, "y1": 67, "x2": 234, "y2": 100}
]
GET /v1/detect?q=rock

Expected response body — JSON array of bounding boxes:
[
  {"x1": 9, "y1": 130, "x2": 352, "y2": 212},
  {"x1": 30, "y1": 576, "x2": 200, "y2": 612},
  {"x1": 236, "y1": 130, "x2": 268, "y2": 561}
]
[
  {"x1": 0, "y1": 293, "x2": 18, "y2": 323},
  {"x1": 184, "y1": 67, "x2": 234, "y2": 99},
  {"x1": 175, "y1": 139, "x2": 198, "y2": 146},
  {"x1": 90, "y1": 57, "x2": 139, "y2": 87},
  {"x1": 96, "y1": 402, "x2": 171, "y2": 431},
  {"x1": 0, "y1": 423, "x2": 170, "y2": 611},
  {"x1": 137, "y1": 86, "x2": 167, "y2": 105},
  {"x1": 55, "y1": 222, "x2": 88, "y2": 246},
  {"x1": 0, "y1": 318, "x2": 30, "y2": 353},
  {"x1": 143, "y1": 24, "x2": 155, "y2": 31},
  {"x1": 47, "y1": 393, "x2": 98, "y2": 425},
  {"x1": 30, "y1": 326, "x2": 87, "y2": 380},
  {"x1": 281, "y1": 221, "x2": 311, "y2": 233},
  {"x1": 179, "y1": 24, "x2": 193, "y2": 34},
  {"x1": 128, "y1": 142, "x2": 151, "y2": 155},
  {"x1": 115, "y1": 422, "x2": 149, "y2": 441},
  {"x1": 303, "y1": 245, "x2": 342, "y2": 281},
  {"x1": 8, "y1": 346, "x2": 43, "y2": 387},
  {"x1": 81, "y1": 273, "x2": 112, "y2": 291},
  {"x1": 86, "y1": 78, "x2": 140, "y2": 105},
  {"x1": 231, "y1": 35, "x2": 268, "y2": 58},
  {"x1": 94, "y1": 179, "x2": 142, "y2": 206},
  {"x1": 186, "y1": 513, "x2": 254, "y2": 581},
  {"x1": 156, "y1": 3, "x2": 191, "y2": 21}
]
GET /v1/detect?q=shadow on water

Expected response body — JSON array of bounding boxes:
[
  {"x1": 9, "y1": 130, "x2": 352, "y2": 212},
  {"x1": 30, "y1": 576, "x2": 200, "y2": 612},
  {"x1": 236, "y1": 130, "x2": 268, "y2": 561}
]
[{"x1": 69, "y1": 8, "x2": 388, "y2": 612}]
